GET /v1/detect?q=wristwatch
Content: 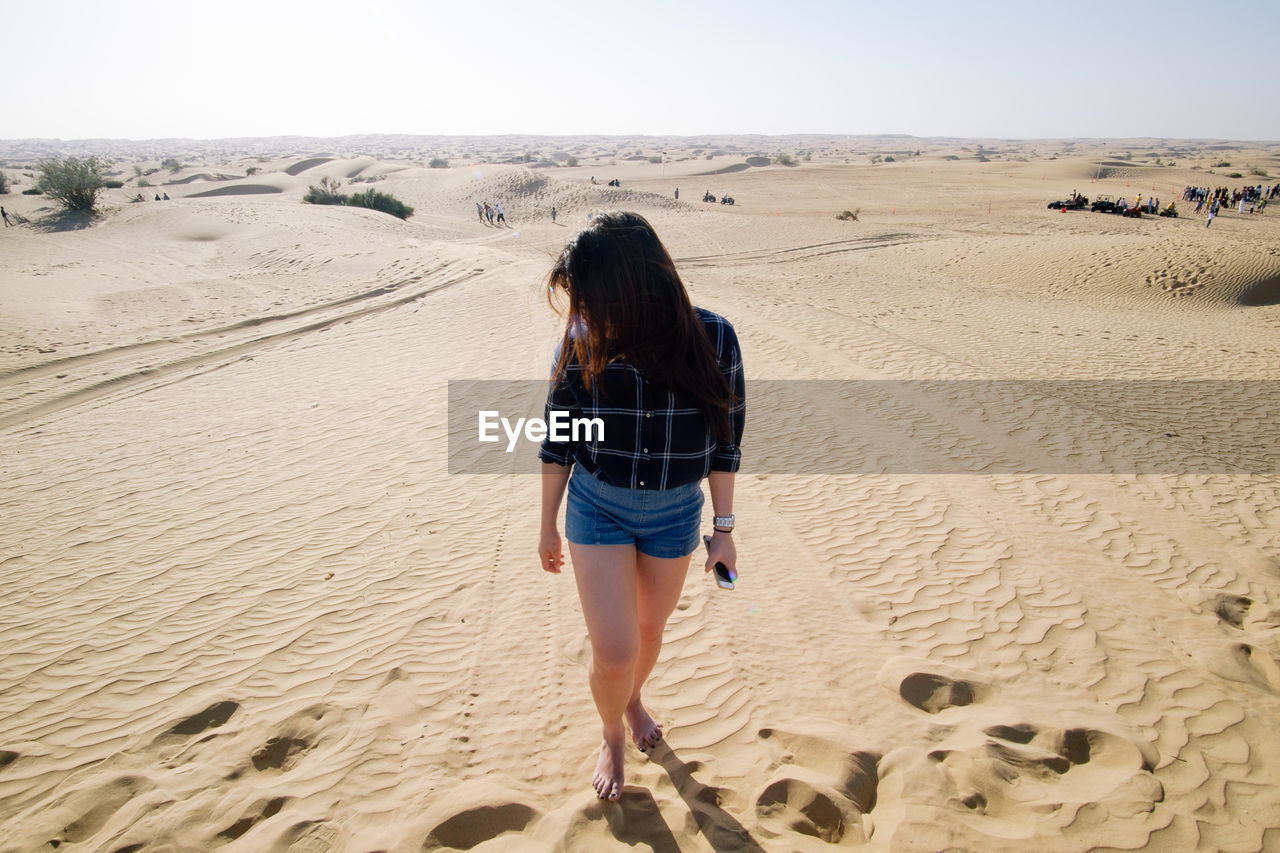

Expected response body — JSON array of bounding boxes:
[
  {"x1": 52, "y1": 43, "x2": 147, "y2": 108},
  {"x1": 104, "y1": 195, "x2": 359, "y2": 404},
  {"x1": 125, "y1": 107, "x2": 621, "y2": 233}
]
[{"x1": 712, "y1": 514, "x2": 735, "y2": 532}]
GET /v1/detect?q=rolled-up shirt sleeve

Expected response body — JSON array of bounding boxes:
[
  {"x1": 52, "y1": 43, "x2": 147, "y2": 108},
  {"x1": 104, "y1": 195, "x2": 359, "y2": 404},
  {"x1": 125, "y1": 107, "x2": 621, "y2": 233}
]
[
  {"x1": 538, "y1": 346, "x2": 578, "y2": 467},
  {"x1": 711, "y1": 320, "x2": 745, "y2": 473}
]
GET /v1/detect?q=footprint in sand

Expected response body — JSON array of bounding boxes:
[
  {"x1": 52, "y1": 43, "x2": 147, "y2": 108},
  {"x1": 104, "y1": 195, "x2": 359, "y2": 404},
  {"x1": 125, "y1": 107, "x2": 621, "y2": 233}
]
[
  {"x1": 754, "y1": 728, "x2": 880, "y2": 846},
  {"x1": 167, "y1": 699, "x2": 240, "y2": 736},
  {"x1": 424, "y1": 802, "x2": 539, "y2": 849},
  {"x1": 217, "y1": 795, "x2": 290, "y2": 840}
]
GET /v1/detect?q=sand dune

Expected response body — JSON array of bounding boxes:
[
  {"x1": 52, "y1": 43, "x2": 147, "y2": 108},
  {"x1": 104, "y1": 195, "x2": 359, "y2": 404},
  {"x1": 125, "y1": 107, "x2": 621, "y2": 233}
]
[{"x1": 1, "y1": 137, "x2": 1279, "y2": 851}]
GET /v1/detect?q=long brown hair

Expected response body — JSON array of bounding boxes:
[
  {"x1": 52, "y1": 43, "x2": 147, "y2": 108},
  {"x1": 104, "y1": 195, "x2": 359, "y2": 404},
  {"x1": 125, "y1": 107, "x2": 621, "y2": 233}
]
[{"x1": 546, "y1": 211, "x2": 733, "y2": 442}]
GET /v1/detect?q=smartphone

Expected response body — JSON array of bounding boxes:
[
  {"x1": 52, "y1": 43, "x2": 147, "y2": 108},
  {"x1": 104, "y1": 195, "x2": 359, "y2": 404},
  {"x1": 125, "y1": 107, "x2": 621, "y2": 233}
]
[{"x1": 703, "y1": 535, "x2": 737, "y2": 590}]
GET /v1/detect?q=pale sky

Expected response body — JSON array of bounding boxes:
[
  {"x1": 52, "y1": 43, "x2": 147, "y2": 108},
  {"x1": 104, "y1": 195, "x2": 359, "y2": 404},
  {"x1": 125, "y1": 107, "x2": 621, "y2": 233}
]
[{"x1": 6, "y1": 0, "x2": 1278, "y2": 141}]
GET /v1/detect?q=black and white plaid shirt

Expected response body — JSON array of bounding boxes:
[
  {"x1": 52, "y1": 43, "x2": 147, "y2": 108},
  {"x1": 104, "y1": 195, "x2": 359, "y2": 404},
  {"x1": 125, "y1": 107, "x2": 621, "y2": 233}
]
[{"x1": 538, "y1": 307, "x2": 745, "y2": 489}]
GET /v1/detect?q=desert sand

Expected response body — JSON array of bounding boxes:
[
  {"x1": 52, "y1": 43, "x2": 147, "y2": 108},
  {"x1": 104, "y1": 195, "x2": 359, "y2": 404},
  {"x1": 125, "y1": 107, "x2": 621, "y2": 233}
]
[{"x1": 1, "y1": 135, "x2": 1279, "y2": 852}]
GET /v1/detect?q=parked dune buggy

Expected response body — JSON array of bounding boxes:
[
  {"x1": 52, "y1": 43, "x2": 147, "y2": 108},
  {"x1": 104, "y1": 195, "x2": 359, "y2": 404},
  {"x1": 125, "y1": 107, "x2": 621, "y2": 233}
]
[
  {"x1": 1047, "y1": 195, "x2": 1088, "y2": 210},
  {"x1": 1091, "y1": 196, "x2": 1118, "y2": 213}
]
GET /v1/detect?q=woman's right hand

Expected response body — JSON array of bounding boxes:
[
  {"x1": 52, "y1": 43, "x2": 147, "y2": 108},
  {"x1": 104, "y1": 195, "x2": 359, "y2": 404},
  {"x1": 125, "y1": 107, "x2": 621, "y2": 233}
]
[{"x1": 539, "y1": 528, "x2": 564, "y2": 574}]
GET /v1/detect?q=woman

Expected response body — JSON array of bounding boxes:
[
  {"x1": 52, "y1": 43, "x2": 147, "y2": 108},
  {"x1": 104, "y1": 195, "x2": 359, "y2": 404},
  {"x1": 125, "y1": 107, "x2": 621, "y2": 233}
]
[{"x1": 537, "y1": 211, "x2": 745, "y2": 801}]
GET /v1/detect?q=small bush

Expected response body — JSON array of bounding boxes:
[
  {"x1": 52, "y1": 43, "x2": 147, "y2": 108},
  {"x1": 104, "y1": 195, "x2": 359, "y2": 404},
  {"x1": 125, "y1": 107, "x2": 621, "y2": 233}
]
[
  {"x1": 162, "y1": 157, "x2": 182, "y2": 173},
  {"x1": 835, "y1": 208, "x2": 860, "y2": 221},
  {"x1": 1215, "y1": 161, "x2": 1231, "y2": 168},
  {"x1": 246, "y1": 166, "x2": 258, "y2": 176},
  {"x1": 648, "y1": 155, "x2": 663, "y2": 164},
  {"x1": 103, "y1": 179, "x2": 125, "y2": 189},
  {"x1": 347, "y1": 188, "x2": 414, "y2": 220},
  {"x1": 565, "y1": 156, "x2": 578, "y2": 167},
  {"x1": 137, "y1": 177, "x2": 151, "y2": 187},
  {"x1": 429, "y1": 158, "x2": 449, "y2": 168},
  {"x1": 1228, "y1": 172, "x2": 1243, "y2": 178},
  {"x1": 1251, "y1": 167, "x2": 1269, "y2": 177},
  {"x1": 883, "y1": 155, "x2": 895, "y2": 163},
  {"x1": 0, "y1": 172, "x2": 9, "y2": 194},
  {"x1": 775, "y1": 153, "x2": 797, "y2": 166},
  {"x1": 23, "y1": 187, "x2": 42, "y2": 195},
  {"x1": 303, "y1": 176, "x2": 348, "y2": 206},
  {"x1": 37, "y1": 155, "x2": 111, "y2": 211}
]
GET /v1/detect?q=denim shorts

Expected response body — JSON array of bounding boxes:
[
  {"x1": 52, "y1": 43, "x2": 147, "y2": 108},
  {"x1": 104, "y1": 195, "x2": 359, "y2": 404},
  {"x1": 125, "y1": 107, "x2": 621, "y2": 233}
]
[{"x1": 565, "y1": 467, "x2": 704, "y2": 559}]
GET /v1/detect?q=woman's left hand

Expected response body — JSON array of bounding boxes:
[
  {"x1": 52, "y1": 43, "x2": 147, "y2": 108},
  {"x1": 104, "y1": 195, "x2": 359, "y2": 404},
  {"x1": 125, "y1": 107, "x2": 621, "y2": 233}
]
[{"x1": 704, "y1": 530, "x2": 736, "y2": 578}]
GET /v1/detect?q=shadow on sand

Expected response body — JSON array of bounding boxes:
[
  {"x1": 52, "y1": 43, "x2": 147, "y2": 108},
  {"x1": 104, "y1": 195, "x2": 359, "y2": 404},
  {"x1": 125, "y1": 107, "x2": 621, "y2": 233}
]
[
  {"x1": 648, "y1": 743, "x2": 767, "y2": 852},
  {"x1": 29, "y1": 209, "x2": 96, "y2": 233}
]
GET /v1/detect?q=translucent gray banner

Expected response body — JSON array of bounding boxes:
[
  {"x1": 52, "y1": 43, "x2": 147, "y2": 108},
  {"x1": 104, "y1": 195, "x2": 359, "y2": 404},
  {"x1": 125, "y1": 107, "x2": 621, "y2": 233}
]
[{"x1": 447, "y1": 380, "x2": 1280, "y2": 475}]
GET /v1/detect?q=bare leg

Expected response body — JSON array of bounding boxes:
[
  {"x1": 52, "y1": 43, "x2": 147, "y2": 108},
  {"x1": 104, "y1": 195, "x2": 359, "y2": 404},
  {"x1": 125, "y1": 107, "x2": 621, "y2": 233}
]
[
  {"x1": 569, "y1": 543, "x2": 638, "y2": 800},
  {"x1": 626, "y1": 551, "x2": 693, "y2": 752}
]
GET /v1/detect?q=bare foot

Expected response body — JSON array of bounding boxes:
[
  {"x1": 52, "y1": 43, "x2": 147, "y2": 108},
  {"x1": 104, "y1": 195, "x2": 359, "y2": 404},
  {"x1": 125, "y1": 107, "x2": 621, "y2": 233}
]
[
  {"x1": 625, "y1": 699, "x2": 662, "y2": 753},
  {"x1": 593, "y1": 728, "x2": 625, "y2": 801}
]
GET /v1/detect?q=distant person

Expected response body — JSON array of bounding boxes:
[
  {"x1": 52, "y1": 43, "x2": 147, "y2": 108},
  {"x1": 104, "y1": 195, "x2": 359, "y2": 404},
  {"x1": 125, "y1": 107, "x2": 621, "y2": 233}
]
[
  {"x1": 674, "y1": 188, "x2": 679, "y2": 200},
  {"x1": 162, "y1": 192, "x2": 170, "y2": 201},
  {"x1": 477, "y1": 201, "x2": 484, "y2": 222},
  {"x1": 155, "y1": 193, "x2": 161, "y2": 201},
  {"x1": 1, "y1": 206, "x2": 9, "y2": 227},
  {"x1": 551, "y1": 206, "x2": 557, "y2": 223},
  {"x1": 496, "y1": 202, "x2": 506, "y2": 225}
]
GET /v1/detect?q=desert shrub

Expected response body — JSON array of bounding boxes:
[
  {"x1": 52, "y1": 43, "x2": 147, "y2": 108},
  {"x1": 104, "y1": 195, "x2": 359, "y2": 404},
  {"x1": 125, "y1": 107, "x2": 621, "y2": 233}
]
[
  {"x1": 648, "y1": 155, "x2": 663, "y2": 164},
  {"x1": 884, "y1": 156, "x2": 895, "y2": 162},
  {"x1": 303, "y1": 176, "x2": 348, "y2": 205},
  {"x1": 565, "y1": 156, "x2": 578, "y2": 167},
  {"x1": 246, "y1": 166, "x2": 259, "y2": 176},
  {"x1": 0, "y1": 172, "x2": 9, "y2": 194},
  {"x1": 835, "y1": 208, "x2": 860, "y2": 221},
  {"x1": 1251, "y1": 167, "x2": 1269, "y2": 177},
  {"x1": 23, "y1": 187, "x2": 42, "y2": 195},
  {"x1": 347, "y1": 188, "x2": 414, "y2": 220},
  {"x1": 1215, "y1": 161, "x2": 1231, "y2": 168},
  {"x1": 137, "y1": 177, "x2": 151, "y2": 187},
  {"x1": 944, "y1": 154, "x2": 960, "y2": 160},
  {"x1": 775, "y1": 153, "x2": 797, "y2": 166},
  {"x1": 37, "y1": 155, "x2": 111, "y2": 211},
  {"x1": 162, "y1": 157, "x2": 182, "y2": 173},
  {"x1": 103, "y1": 179, "x2": 125, "y2": 189},
  {"x1": 1228, "y1": 172, "x2": 1243, "y2": 178},
  {"x1": 429, "y1": 158, "x2": 449, "y2": 168}
]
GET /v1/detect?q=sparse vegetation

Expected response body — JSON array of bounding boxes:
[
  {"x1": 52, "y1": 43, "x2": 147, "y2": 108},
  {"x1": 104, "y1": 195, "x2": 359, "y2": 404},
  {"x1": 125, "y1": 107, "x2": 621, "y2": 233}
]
[
  {"x1": 137, "y1": 178, "x2": 151, "y2": 187},
  {"x1": 775, "y1": 153, "x2": 797, "y2": 167},
  {"x1": 303, "y1": 176, "x2": 348, "y2": 206},
  {"x1": 36, "y1": 155, "x2": 112, "y2": 212},
  {"x1": 944, "y1": 154, "x2": 961, "y2": 160},
  {"x1": 835, "y1": 208, "x2": 860, "y2": 221},
  {"x1": 103, "y1": 179, "x2": 125, "y2": 189},
  {"x1": 429, "y1": 158, "x2": 449, "y2": 169},
  {"x1": 0, "y1": 172, "x2": 9, "y2": 194},
  {"x1": 883, "y1": 155, "x2": 895, "y2": 163},
  {"x1": 1228, "y1": 172, "x2": 1244, "y2": 178},
  {"x1": 1215, "y1": 161, "x2": 1231, "y2": 168},
  {"x1": 161, "y1": 157, "x2": 182, "y2": 173},
  {"x1": 648, "y1": 155, "x2": 663, "y2": 164},
  {"x1": 246, "y1": 166, "x2": 259, "y2": 176},
  {"x1": 565, "y1": 156, "x2": 579, "y2": 167},
  {"x1": 347, "y1": 188, "x2": 414, "y2": 220},
  {"x1": 22, "y1": 187, "x2": 42, "y2": 195},
  {"x1": 1251, "y1": 167, "x2": 1270, "y2": 177}
]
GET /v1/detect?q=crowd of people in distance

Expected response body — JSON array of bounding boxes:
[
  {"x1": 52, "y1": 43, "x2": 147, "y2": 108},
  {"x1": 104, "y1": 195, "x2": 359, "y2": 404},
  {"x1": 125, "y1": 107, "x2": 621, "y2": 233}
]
[{"x1": 1183, "y1": 183, "x2": 1274, "y2": 217}]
